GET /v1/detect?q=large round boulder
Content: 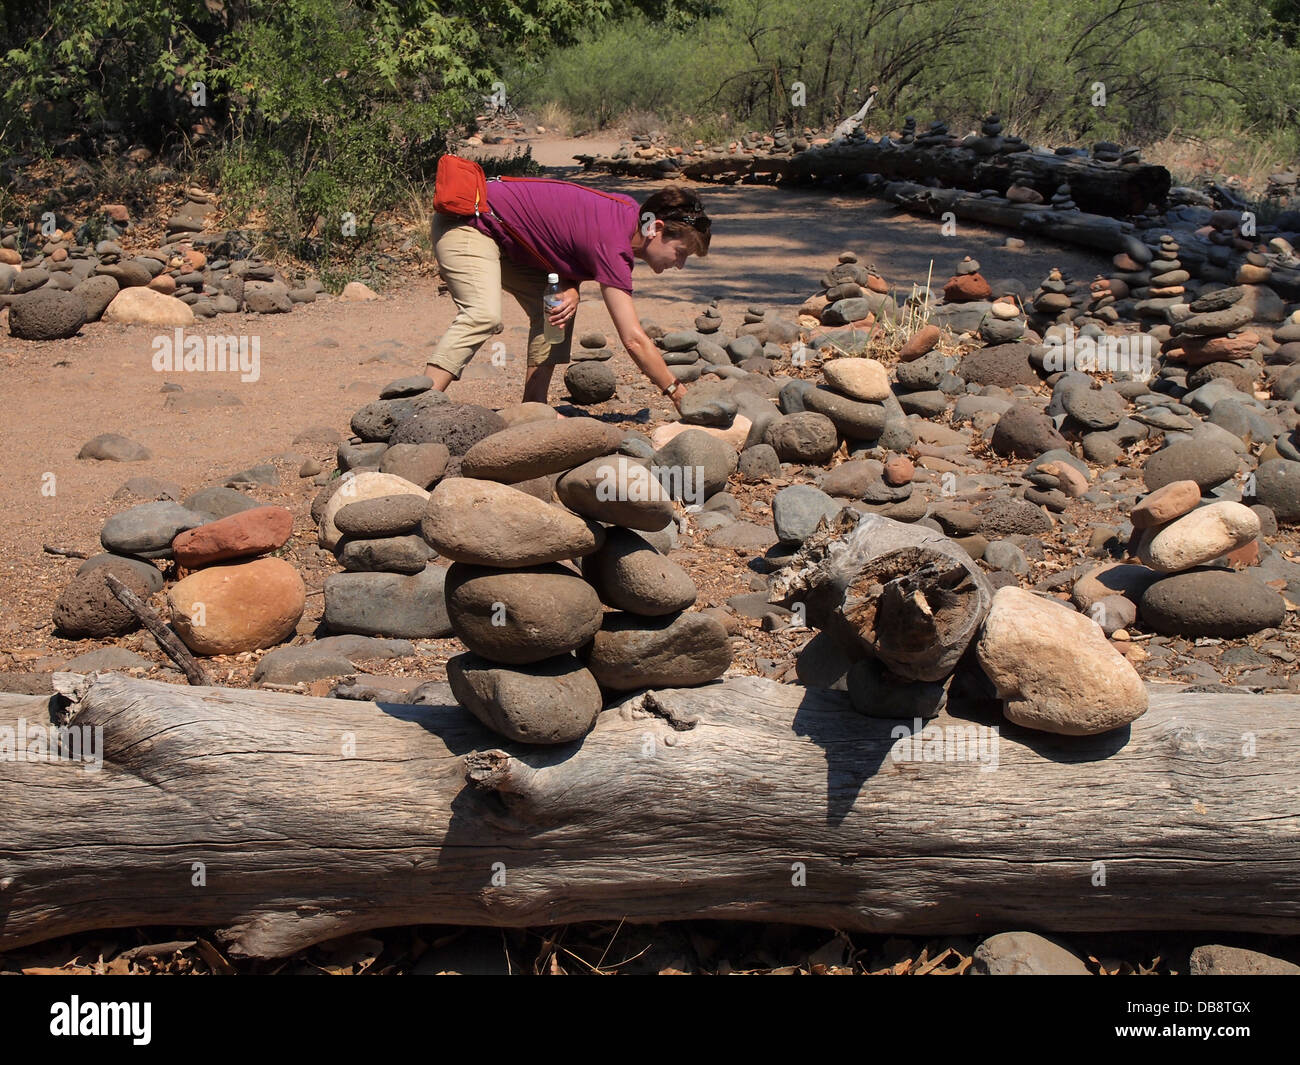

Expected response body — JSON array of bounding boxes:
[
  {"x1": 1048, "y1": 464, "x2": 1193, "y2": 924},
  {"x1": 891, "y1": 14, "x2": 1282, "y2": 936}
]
[
  {"x1": 168, "y1": 557, "x2": 306, "y2": 655},
  {"x1": 8, "y1": 288, "x2": 86, "y2": 340}
]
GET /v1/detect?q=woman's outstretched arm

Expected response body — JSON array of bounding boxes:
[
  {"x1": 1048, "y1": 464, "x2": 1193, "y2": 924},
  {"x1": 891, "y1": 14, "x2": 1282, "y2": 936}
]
[{"x1": 601, "y1": 284, "x2": 688, "y2": 410}]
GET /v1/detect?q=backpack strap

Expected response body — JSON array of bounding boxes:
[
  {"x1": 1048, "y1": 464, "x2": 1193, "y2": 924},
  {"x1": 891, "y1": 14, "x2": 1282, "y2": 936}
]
[{"x1": 486, "y1": 178, "x2": 554, "y2": 273}]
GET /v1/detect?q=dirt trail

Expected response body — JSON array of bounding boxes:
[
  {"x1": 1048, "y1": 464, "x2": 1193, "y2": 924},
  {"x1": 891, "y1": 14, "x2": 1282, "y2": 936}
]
[{"x1": 0, "y1": 133, "x2": 1112, "y2": 654}]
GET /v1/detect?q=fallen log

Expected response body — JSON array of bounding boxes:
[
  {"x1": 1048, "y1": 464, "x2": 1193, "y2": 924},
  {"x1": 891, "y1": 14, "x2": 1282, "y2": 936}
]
[
  {"x1": 880, "y1": 181, "x2": 1138, "y2": 258},
  {"x1": 782, "y1": 140, "x2": 1170, "y2": 216},
  {"x1": 2, "y1": 671, "x2": 1299, "y2": 959}
]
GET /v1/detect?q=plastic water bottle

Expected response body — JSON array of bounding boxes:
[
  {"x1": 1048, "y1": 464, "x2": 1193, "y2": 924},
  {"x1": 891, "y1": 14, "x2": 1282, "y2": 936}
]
[{"x1": 543, "y1": 273, "x2": 564, "y2": 345}]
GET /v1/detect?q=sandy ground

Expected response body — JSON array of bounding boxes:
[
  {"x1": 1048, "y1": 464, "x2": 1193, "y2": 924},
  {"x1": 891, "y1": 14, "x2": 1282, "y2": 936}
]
[{"x1": 0, "y1": 133, "x2": 1112, "y2": 665}]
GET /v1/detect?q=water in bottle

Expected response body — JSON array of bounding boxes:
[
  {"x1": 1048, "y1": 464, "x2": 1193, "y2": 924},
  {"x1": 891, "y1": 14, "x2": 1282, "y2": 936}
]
[{"x1": 543, "y1": 273, "x2": 564, "y2": 345}]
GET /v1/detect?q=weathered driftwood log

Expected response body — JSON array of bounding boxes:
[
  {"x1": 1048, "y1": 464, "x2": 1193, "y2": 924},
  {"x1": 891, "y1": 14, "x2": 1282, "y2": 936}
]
[
  {"x1": 771, "y1": 512, "x2": 992, "y2": 682},
  {"x1": 2, "y1": 670, "x2": 1299, "y2": 958},
  {"x1": 879, "y1": 180, "x2": 1142, "y2": 258},
  {"x1": 782, "y1": 141, "x2": 1170, "y2": 216}
]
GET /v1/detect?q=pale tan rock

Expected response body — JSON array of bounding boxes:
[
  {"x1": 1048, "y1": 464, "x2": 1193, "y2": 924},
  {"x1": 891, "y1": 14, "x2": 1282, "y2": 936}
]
[
  {"x1": 977, "y1": 587, "x2": 1148, "y2": 735},
  {"x1": 1038, "y1": 461, "x2": 1088, "y2": 498},
  {"x1": 318, "y1": 471, "x2": 429, "y2": 549},
  {"x1": 169, "y1": 558, "x2": 305, "y2": 656},
  {"x1": 822, "y1": 357, "x2": 890, "y2": 402},
  {"x1": 650, "y1": 415, "x2": 751, "y2": 451},
  {"x1": 496, "y1": 402, "x2": 560, "y2": 428},
  {"x1": 340, "y1": 281, "x2": 379, "y2": 301},
  {"x1": 102, "y1": 286, "x2": 195, "y2": 326},
  {"x1": 1140, "y1": 501, "x2": 1260, "y2": 573}
]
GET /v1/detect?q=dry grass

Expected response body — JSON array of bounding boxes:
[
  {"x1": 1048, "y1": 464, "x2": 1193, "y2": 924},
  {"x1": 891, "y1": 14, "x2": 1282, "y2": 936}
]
[
  {"x1": 620, "y1": 108, "x2": 665, "y2": 137},
  {"x1": 537, "y1": 101, "x2": 575, "y2": 136},
  {"x1": 1138, "y1": 128, "x2": 1292, "y2": 193}
]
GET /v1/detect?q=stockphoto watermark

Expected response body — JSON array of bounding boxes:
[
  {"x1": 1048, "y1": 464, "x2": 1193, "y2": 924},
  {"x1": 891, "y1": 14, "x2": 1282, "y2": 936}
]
[
  {"x1": 890, "y1": 717, "x2": 999, "y2": 771},
  {"x1": 151, "y1": 327, "x2": 261, "y2": 383},
  {"x1": 0, "y1": 718, "x2": 103, "y2": 772},
  {"x1": 594, "y1": 461, "x2": 706, "y2": 509},
  {"x1": 1041, "y1": 327, "x2": 1154, "y2": 379}
]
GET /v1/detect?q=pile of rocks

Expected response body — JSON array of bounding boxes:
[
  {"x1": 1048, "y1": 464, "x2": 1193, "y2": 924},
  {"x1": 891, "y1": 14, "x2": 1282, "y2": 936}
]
[
  {"x1": 415, "y1": 417, "x2": 732, "y2": 744},
  {"x1": 1, "y1": 189, "x2": 338, "y2": 340},
  {"x1": 53, "y1": 492, "x2": 304, "y2": 657}
]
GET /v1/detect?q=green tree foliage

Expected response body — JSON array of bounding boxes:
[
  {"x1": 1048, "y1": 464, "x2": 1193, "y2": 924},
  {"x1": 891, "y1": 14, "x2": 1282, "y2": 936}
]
[
  {"x1": 522, "y1": 0, "x2": 1300, "y2": 153},
  {"x1": 0, "y1": 0, "x2": 611, "y2": 261}
]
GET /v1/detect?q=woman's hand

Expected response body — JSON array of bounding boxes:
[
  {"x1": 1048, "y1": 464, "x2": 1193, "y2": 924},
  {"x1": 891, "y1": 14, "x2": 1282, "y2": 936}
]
[
  {"x1": 670, "y1": 381, "x2": 688, "y2": 412},
  {"x1": 547, "y1": 284, "x2": 580, "y2": 327}
]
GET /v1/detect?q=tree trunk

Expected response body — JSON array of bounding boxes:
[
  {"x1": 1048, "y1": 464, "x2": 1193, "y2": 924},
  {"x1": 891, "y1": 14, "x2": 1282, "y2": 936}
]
[{"x1": 2, "y1": 671, "x2": 1298, "y2": 959}]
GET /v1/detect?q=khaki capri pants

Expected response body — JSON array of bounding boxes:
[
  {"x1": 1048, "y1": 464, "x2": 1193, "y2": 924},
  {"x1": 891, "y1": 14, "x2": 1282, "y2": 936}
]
[{"x1": 427, "y1": 213, "x2": 574, "y2": 380}]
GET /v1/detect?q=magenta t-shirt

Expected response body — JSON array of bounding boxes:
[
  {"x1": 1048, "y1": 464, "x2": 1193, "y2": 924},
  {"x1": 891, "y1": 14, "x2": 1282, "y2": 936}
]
[{"x1": 473, "y1": 178, "x2": 639, "y2": 292}]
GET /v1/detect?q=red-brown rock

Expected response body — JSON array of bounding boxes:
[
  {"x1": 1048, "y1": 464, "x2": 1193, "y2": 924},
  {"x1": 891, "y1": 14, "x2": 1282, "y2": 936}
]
[
  {"x1": 172, "y1": 505, "x2": 293, "y2": 567},
  {"x1": 943, "y1": 273, "x2": 993, "y2": 302},
  {"x1": 899, "y1": 324, "x2": 941, "y2": 361}
]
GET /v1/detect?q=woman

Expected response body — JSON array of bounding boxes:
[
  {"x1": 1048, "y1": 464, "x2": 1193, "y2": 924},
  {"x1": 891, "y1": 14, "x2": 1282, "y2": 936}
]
[{"x1": 425, "y1": 177, "x2": 711, "y2": 412}]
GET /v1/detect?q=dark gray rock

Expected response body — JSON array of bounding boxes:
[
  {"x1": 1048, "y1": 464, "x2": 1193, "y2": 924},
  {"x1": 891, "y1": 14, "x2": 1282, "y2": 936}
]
[
  {"x1": 763, "y1": 411, "x2": 839, "y2": 463},
  {"x1": 323, "y1": 565, "x2": 452, "y2": 637},
  {"x1": 445, "y1": 562, "x2": 603, "y2": 664},
  {"x1": 1252, "y1": 458, "x2": 1300, "y2": 523},
  {"x1": 100, "y1": 501, "x2": 206, "y2": 558},
  {"x1": 77, "y1": 553, "x2": 165, "y2": 594},
  {"x1": 9, "y1": 288, "x2": 86, "y2": 340},
  {"x1": 738, "y1": 443, "x2": 781, "y2": 481},
  {"x1": 847, "y1": 658, "x2": 947, "y2": 719},
  {"x1": 1143, "y1": 440, "x2": 1240, "y2": 492},
  {"x1": 1140, "y1": 569, "x2": 1285, "y2": 637},
  {"x1": 564, "y1": 361, "x2": 617, "y2": 404},
  {"x1": 973, "y1": 498, "x2": 1053, "y2": 535},
  {"x1": 389, "y1": 402, "x2": 507, "y2": 455},
  {"x1": 184, "y1": 486, "x2": 261, "y2": 521},
  {"x1": 448, "y1": 652, "x2": 603, "y2": 745},
  {"x1": 583, "y1": 610, "x2": 733, "y2": 690},
  {"x1": 337, "y1": 534, "x2": 436, "y2": 574},
  {"x1": 772, "y1": 484, "x2": 839, "y2": 544}
]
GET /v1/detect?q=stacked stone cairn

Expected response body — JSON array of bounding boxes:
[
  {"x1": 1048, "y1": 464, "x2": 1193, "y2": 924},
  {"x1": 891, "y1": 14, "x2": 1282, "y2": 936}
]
[{"x1": 413, "y1": 416, "x2": 732, "y2": 745}]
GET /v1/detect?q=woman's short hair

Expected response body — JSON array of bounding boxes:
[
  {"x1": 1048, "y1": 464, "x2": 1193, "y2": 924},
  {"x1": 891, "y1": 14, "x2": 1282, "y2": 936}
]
[{"x1": 639, "y1": 185, "x2": 711, "y2": 257}]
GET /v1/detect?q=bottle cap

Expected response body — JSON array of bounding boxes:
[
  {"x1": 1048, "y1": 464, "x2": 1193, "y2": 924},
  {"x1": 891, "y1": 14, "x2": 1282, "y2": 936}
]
[{"x1": 547, "y1": 273, "x2": 559, "y2": 284}]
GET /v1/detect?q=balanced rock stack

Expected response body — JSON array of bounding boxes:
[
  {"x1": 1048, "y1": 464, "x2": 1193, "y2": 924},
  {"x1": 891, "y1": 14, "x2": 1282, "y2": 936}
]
[
  {"x1": 421, "y1": 419, "x2": 733, "y2": 745},
  {"x1": 1049, "y1": 182, "x2": 1078, "y2": 212},
  {"x1": 915, "y1": 119, "x2": 952, "y2": 148},
  {"x1": 1115, "y1": 481, "x2": 1285, "y2": 638},
  {"x1": 798, "y1": 251, "x2": 895, "y2": 333},
  {"x1": 571, "y1": 330, "x2": 614, "y2": 361},
  {"x1": 319, "y1": 475, "x2": 450, "y2": 639},
  {"x1": 1092, "y1": 141, "x2": 1122, "y2": 164},
  {"x1": 1030, "y1": 267, "x2": 1076, "y2": 320},
  {"x1": 1161, "y1": 285, "x2": 1264, "y2": 399},
  {"x1": 784, "y1": 349, "x2": 917, "y2": 458},
  {"x1": 898, "y1": 116, "x2": 917, "y2": 145}
]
